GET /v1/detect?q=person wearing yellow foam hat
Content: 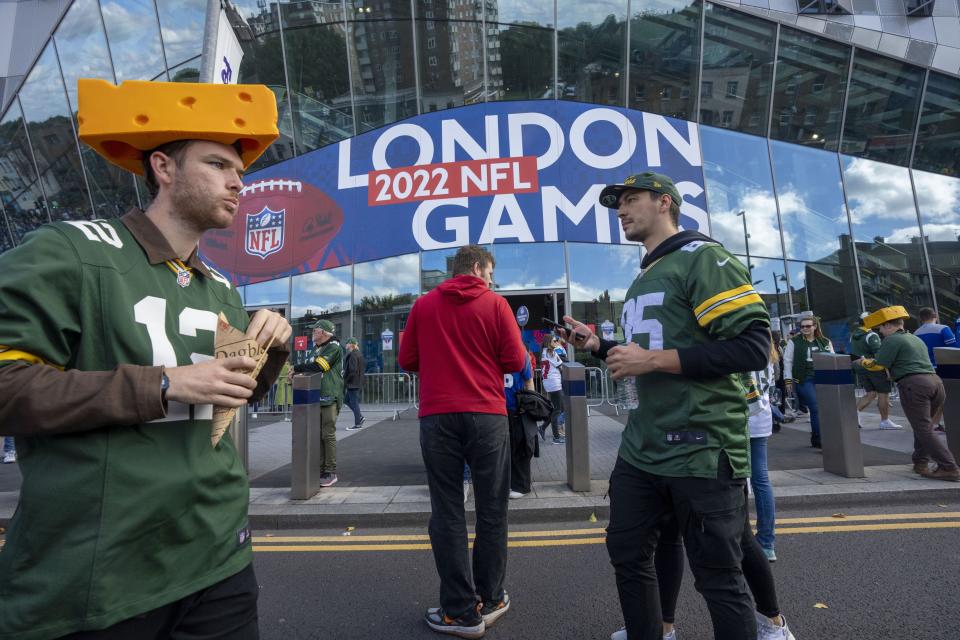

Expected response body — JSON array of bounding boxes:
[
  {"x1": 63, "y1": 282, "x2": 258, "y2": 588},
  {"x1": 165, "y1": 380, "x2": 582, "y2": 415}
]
[
  {"x1": 860, "y1": 306, "x2": 959, "y2": 482},
  {"x1": 850, "y1": 311, "x2": 901, "y2": 430},
  {"x1": 0, "y1": 79, "x2": 292, "y2": 639}
]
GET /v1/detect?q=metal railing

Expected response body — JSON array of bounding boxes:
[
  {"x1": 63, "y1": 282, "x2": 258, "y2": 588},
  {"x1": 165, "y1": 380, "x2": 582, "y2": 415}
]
[
  {"x1": 584, "y1": 366, "x2": 606, "y2": 416},
  {"x1": 361, "y1": 372, "x2": 417, "y2": 420}
]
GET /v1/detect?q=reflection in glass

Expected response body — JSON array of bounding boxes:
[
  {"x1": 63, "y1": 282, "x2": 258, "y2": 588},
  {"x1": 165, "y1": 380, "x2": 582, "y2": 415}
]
[
  {"x1": 842, "y1": 155, "x2": 932, "y2": 316},
  {"x1": 355, "y1": 254, "x2": 420, "y2": 373},
  {"x1": 913, "y1": 72, "x2": 960, "y2": 178},
  {"x1": 912, "y1": 169, "x2": 960, "y2": 327},
  {"x1": 700, "y1": 3, "x2": 775, "y2": 136},
  {"x1": 557, "y1": 0, "x2": 626, "y2": 106},
  {"x1": 348, "y1": 2, "x2": 418, "y2": 132},
  {"x1": 840, "y1": 49, "x2": 923, "y2": 167},
  {"x1": 421, "y1": 247, "x2": 456, "y2": 292},
  {"x1": 701, "y1": 126, "x2": 781, "y2": 259},
  {"x1": 739, "y1": 256, "x2": 791, "y2": 337},
  {"x1": 567, "y1": 242, "x2": 640, "y2": 367},
  {"x1": 291, "y1": 265, "x2": 352, "y2": 367},
  {"x1": 771, "y1": 26, "x2": 850, "y2": 152},
  {"x1": 55, "y1": 0, "x2": 116, "y2": 111},
  {"x1": 156, "y1": 0, "x2": 207, "y2": 67},
  {"x1": 100, "y1": 0, "x2": 167, "y2": 81},
  {"x1": 489, "y1": 0, "x2": 553, "y2": 27},
  {"x1": 17, "y1": 44, "x2": 91, "y2": 223},
  {"x1": 629, "y1": 0, "x2": 700, "y2": 121},
  {"x1": 0, "y1": 103, "x2": 49, "y2": 242},
  {"x1": 495, "y1": 24, "x2": 554, "y2": 101},
  {"x1": 770, "y1": 140, "x2": 848, "y2": 264},
  {"x1": 232, "y1": 0, "x2": 297, "y2": 170},
  {"x1": 245, "y1": 276, "x2": 290, "y2": 306},
  {"x1": 169, "y1": 56, "x2": 201, "y2": 82},
  {"x1": 418, "y1": 18, "x2": 485, "y2": 112},
  {"x1": 0, "y1": 212, "x2": 13, "y2": 253},
  {"x1": 280, "y1": 11, "x2": 354, "y2": 151},
  {"x1": 490, "y1": 242, "x2": 565, "y2": 291},
  {"x1": 785, "y1": 259, "x2": 861, "y2": 348}
]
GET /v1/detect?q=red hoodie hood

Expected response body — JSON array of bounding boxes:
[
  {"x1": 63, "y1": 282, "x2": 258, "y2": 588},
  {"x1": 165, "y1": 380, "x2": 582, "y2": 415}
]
[{"x1": 436, "y1": 274, "x2": 492, "y2": 305}]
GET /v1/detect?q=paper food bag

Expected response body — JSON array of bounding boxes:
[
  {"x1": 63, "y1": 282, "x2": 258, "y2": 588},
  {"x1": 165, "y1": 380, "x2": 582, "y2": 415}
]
[{"x1": 211, "y1": 313, "x2": 271, "y2": 447}]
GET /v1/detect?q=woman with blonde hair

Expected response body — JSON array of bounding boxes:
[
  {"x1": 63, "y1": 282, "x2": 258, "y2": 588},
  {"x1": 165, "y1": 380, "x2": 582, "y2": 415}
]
[
  {"x1": 783, "y1": 315, "x2": 834, "y2": 448},
  {"x1": 540, "y1": 333, "x2": 567, "y2": 444}
]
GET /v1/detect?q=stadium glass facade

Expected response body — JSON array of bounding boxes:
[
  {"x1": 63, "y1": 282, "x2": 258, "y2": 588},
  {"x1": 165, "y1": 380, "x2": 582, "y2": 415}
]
[{"x1": 1, "y1": 0, "x2": 960, "y2": 372}]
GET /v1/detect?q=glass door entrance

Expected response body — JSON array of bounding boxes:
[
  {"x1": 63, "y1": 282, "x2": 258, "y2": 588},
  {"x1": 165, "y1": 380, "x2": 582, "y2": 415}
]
[{"x1": 498, "y1": 289, "x2": 567, "y2": 360}]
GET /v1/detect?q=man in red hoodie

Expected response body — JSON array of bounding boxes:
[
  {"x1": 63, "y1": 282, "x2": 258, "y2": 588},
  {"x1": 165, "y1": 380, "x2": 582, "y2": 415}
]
[{"x1": 399, "y1": 244, "x2": 526, "y2": 639}]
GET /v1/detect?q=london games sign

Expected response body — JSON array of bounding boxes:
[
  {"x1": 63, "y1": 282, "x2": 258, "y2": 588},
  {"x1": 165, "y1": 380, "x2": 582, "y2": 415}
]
[{"x1": 200, "y1": 101, "x2": 708, "y2": 284}]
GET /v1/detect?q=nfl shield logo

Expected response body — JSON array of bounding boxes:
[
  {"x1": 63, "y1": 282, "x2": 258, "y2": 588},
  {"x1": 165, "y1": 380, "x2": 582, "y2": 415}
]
[
  {"x1": 245, "y1": 207, "x2": 285, "y2": 259},
  {"x1": 176, "y1": 270, "x2": 191, "y2": 288}
]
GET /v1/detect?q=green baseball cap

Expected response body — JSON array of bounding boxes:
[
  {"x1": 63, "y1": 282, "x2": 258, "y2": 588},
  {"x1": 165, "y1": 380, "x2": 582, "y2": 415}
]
[
  {"x1": 346, "y1": 337, "x2": 358, "y2": 345},
  {"x1": 311, "y1": 319, "x2": 335, "y2": 332},
  {"x1": 598, "y1": 172, "x2": 682, "y2": 209}
]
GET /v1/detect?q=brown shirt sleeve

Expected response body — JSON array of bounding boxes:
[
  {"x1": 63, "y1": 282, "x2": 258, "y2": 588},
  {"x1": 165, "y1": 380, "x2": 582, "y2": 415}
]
[{"x1": 0, "y1": 362, "x2": 166, "y2": 437}]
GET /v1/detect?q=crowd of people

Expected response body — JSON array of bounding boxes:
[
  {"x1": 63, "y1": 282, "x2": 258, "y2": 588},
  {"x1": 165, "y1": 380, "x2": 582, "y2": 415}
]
[{"x1": 0, "y1": 75, "x2": 956, "y2": 640}]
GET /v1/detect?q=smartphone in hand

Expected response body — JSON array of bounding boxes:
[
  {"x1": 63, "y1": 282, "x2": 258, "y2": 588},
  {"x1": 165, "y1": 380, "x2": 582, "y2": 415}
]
[{"x1": 542, "y1": 317, "x2": 587, "y2": 342}]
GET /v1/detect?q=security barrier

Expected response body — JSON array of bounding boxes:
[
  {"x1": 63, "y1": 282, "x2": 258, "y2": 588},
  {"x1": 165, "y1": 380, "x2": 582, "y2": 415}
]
[
  {"x1": 361, "y1": 372, "x2": 416, "y2": 420},
  {"x1": 584, "y1": 367, "x2": 607, "y2": 416}
]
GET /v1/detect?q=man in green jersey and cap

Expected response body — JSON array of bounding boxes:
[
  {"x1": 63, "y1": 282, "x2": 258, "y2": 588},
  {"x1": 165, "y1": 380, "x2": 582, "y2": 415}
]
[{"x1": 560, "y1": 172, "x2": 786, "y2": 640}]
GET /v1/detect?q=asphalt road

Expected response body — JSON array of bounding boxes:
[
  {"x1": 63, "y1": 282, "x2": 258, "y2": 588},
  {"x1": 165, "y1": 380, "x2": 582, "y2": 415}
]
[{"x1": 252, "y1": 499, "x2": 960, "y2": 640}]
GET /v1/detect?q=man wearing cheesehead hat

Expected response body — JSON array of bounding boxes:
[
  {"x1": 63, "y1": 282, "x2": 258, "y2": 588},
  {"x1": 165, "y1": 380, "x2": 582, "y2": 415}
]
[
  {"x1": 293, "y1": 318, "x2": 344, "y2": 486},
  {"x1": 860, "y1": 306, "x2": 959, "y2": 482},
  {"x1": 0, "y1": 79, "x2": 291, "y2": 639}
]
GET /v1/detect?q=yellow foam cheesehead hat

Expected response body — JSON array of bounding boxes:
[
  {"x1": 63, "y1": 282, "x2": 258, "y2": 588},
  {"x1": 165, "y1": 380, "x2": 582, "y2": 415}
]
[
  {"x1": 77, "y1": 79, "x2": 279, "y2": 175},
  {"x1": 862, "y1": 305, "x2": 910, "y2": 330}
]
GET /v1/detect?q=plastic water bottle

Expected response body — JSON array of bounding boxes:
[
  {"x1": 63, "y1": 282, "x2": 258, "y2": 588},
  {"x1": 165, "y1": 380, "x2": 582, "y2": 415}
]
[{"x1": 616, "y1": 375, "x2": 639, "y2": 410}]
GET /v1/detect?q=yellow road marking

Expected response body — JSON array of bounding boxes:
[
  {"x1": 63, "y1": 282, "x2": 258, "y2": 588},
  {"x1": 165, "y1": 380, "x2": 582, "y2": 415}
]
[
  {"x1": 252, "y1": 521, "x2": 960, "y2": 552},
  {"x1": 254, "y1": 528, "x2": 607, "y2": 543},
  {"x1": 761, "y1": 512, "x2": 960, "y2": 525}
]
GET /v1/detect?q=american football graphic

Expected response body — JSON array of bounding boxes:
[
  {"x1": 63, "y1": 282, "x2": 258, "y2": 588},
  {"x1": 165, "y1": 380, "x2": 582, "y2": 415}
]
[{"x1": 200, "y1": 178, "x2": 344, "y2": 281}]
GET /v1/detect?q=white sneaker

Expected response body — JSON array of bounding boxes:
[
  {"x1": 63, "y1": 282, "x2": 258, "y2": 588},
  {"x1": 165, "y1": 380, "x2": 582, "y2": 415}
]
[
  {"x1": 610, "y1": 628, "x2": 676, "y2": 640},
  {"x1": 508, "y1": 490, "x2": 526, "y2": 499},
  {"x1": 463, "y1": 481, "x2": 470, "y2": 503},
  {"x1": 879, "y1": 419, "x2": 903, "y2": 430},
  {"x1": 756, "y1": 613, "x2": 796, "y2": 640},
  {"x1": 2, "y1": 452, "x2": 15, "y2": 464}
]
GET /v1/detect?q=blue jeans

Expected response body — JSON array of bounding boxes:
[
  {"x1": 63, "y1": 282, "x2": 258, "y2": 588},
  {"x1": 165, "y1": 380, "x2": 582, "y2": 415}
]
[
  {"x1": 3, "y1": 437, "x2": 14, "y2": 454},
  {"x1": 795, "y1": 380, "x2": 820, "y2": 438},
  {"x1": 344, "y1": 388, "x2": 363, "y2": 425},
  {"x1": 750, "y1": 436, "x2": 775, "y2": 551}
]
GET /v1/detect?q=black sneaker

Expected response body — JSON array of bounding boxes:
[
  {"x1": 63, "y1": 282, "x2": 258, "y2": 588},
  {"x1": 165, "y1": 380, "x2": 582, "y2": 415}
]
[
  {"x1": 424, "y1": 604, "x2": 485, "y2": 638},
  {"x1": 346, "y1": 424, "x2": 363, "y2": 431},
  {"x1": 480, "y1": 591, "x2": 510, "y2": 627}
]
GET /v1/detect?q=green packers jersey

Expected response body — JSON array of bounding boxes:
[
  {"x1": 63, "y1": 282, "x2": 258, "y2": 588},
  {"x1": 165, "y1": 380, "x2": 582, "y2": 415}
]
[
  {"x1": 0, "y1": 220, "x2": 252, "y2": 640},
  {"x1": 850, "y1": 328, "x2": 881, "y2": 359},
  {"x1": 619, "y1": 239, "x2": 769, "y2": 479}
]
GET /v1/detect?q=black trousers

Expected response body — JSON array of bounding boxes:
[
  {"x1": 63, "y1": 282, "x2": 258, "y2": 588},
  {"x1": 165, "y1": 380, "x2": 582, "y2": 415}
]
[
  {"x1": 606, "y1": 455, "x2": 756, "y2": 640},
  {"x1": 509, "y1": 411, "x2": 533, "y2": 494},
  {"x1": 656, "y1": 486, "x2": 781, "y2": 623},
  {"x1": 420, "y1": 412, "x2": 510, "y2": 618},
  {"x1": 58, "y1": 564, "x2": 259, "y2": 640}
]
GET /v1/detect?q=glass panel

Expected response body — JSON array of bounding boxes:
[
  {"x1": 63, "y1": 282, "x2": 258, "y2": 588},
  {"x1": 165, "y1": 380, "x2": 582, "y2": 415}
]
[
  {"x1": 700, "y1": 3, "x2": 775, "y2": 136},
  {"x1": 354, "y1": 254, "x2": 419, "y2": 373},
  {"x1": 840, "y1": 49, "x2": 924, "y2": 167},
  {"x1": 348, "y1": 3, "x2": 418, "y2": 132},
  {"x1": 489, "y1": 0, "x2": 553, "y2": 26},
  {"x1": 0, "y1": 102, "x2": 49, "y2": 242},
  {"x1": 490, "y1": 242, "x2": 565, "y2": 291},
  {"x1": 417, "y1": 18, "x2": 485, "y2": 112},
  {"x1": 169, "y1": 56, "x2": 201, "y2": 82},
  {"x1": 567, "y1": 242, "x2": 641, "y2": 367},
  {"x1": 155, "y1": 0, "x2": 206, "y2": 67},
  {"x1": 785, "y1": 259, "x2": 861, "y2": 347},
  {"x1": 842, "y1": 155, "x2": 933, "y2": 317},
  {"x1": 18, "y1": 44, "x2": 91, "y2": 222},
  {"x1": 701, "y1": 126, "x2": 782, "y2": 259},
  {"x1": 233, "y1": 0, "x2": 297, "y2": 171},
  {"x1": 100, "y1": 0, "x2": 167, "y2": 81},
  {"x1": 493, "y1": 23, "x2": 554, "y2": 101},
  {"x1": 741, "y1": 256, "x2": 791, "y2": 338},
  {"x1": 0, "y1": 210, "x2": 14, "y2": 253},
  {"x1": 912, "y1": 169, "x2": 960, "y2": 329},
  {"x1": 421, "y1": 247, "x2": 455, "y2": 292},
  {"x1": 55, "y1": 0, "x2": 116, "y2": 112},
  {"x1": 280, "y1": 13, "x2": 354, "y2": 151},
  {"x1": 557, "y1": 0, "x2": 626, "y2": 106},
  {"x1": 244, "y1": 276, "x2": 290, "y2": 306},
  {"x1": 913, "y1": 71, "x2": 960, "y2": 177},
  {"x1": 771, "y1": 26, "x2": 850, "y2": 152},
  {"x1": 291, "y1": 265, "x2": 352, "y2": 367},
  {"x1": 628, "y1": 0, "x2": 700, "y2": 121},
  {"x1": 770, "y1": 140, "x2": 849, "y2": 264}
]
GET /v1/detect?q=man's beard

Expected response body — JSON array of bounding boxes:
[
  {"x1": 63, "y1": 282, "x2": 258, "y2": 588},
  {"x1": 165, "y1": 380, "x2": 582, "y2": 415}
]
[{"x1": 169, "y1": 174, "x2": 232, "y2": 233}]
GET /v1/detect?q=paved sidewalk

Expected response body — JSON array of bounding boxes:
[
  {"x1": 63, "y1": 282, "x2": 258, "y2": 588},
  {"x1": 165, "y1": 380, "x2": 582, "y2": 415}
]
[{"x1": 2, "y1": 404, "x2": 958, "y2": 528}]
